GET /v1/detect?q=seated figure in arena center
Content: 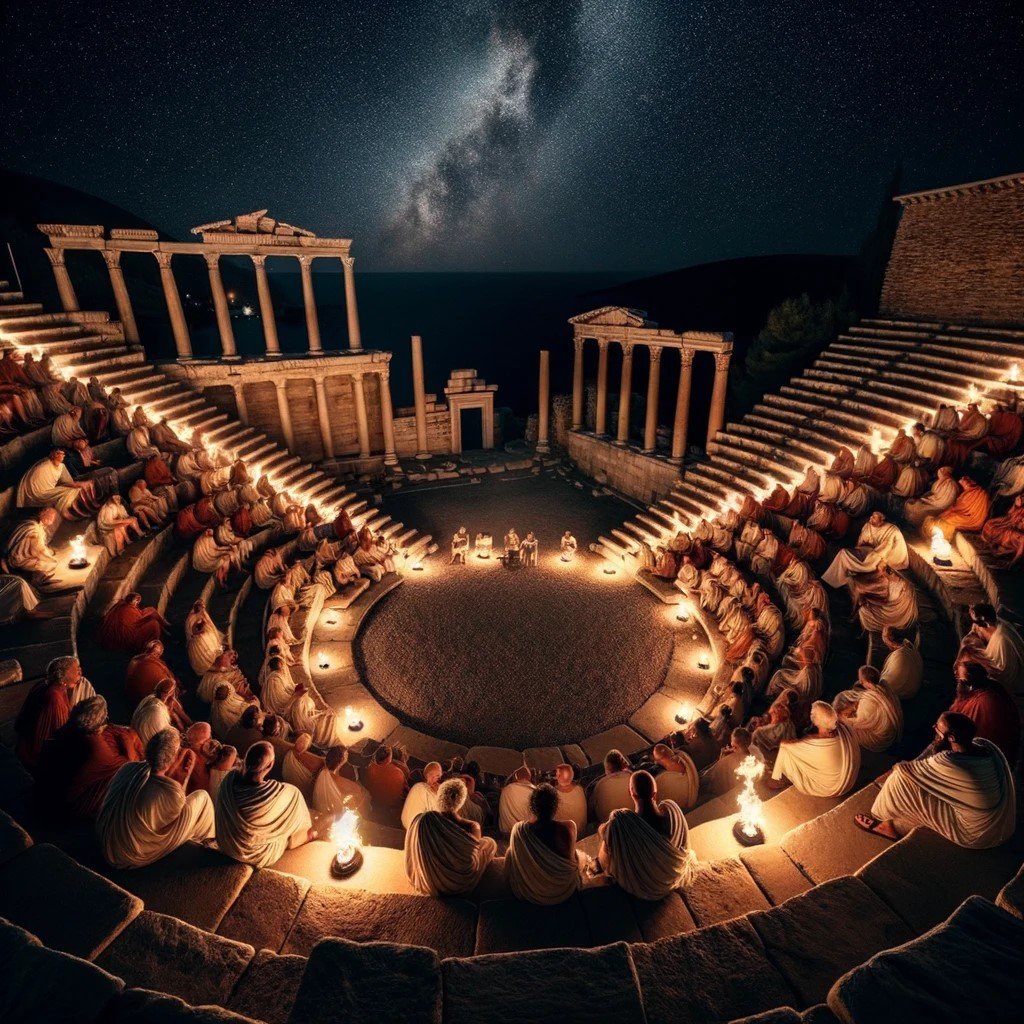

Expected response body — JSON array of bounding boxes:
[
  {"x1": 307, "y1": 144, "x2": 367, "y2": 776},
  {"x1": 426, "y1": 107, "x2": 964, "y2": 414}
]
[
  {"x1": 597, "y1": 770, "x2": 696, "y2": 900},
  {"x1": 450, "y1": 526, "x2": 470, "y2": 564}
]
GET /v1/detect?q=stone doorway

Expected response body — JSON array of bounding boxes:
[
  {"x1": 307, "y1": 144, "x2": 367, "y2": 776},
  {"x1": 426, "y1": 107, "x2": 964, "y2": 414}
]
[{"x1": 459, "y1": 406, "x2": 484, "y2": 451}]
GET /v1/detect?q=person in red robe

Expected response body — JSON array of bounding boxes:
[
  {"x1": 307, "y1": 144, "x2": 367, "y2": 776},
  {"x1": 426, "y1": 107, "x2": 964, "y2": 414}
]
[
  {"x1": 762, "y1": 484, "x2": 791, "y2": 513},
  {"x1": 175, "y1": 502, "x2": 205, "y2": 541},
  {"x1": 788, "y1": 521, "x2": 826, "y2": 562},
  {"x1": 143, "y1": 454, "x2": 177, "y2": 488},
  {"x1": 37, "y1": 695, "x2": 144, "y2": 819},
  {"x1": 231, "y1": 504, "x2": 254, "y2": 538},
  {"x1": 99, "y1": 592, "x2": 169, "y2": 652},
  {"x1": 125, "y1": 639, "x2": 179, "y2": 706},
  {"x1": 829, "y1": 446, "x2": 855, "y2": 479},
  {"x1": 737, "y1": 495, "x2": 764, "y2": 522},
  {"x1": 981, "y1": 495, "x2": 1024, "y2": 564},
  {"x1": 13, "y1": 656, "x2": 83, "y2": 772},
  {"x1": 941, "y1": 662, "x2": 1020, "y2": 765},
  {"x1": 329, "y1": 509, "x2": 358, "y2": 552},
  {"x1": 981, "y1": 405, "x2": 1023, "y2": 459},
  {"x1": 866, "y1": 454, "x2": 899, "y2": 491}
]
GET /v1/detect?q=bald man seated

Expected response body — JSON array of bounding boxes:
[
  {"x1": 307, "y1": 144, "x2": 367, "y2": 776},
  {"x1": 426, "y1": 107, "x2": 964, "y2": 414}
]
[
  {"x1": 597, "y1": 770, "x2": 697, "y2": 900},
  {"x1": 589, "y1": 749, "x2": 634, "y2": 823},
  {"x1": 405, "y1": 778, "x2": 497, "y2": 896},
  {"x1": 498, "y1": 765, "x2": 536, "y2": 835},
  {"x1": 214, "y1": 741, "x2": 316, "y2": 868},
  {"x1": 401, "y1": 760, "x2": 443, "y2": 830},
  {"x1": 97, "y1": 728, "x2": 215, "y2": 869},
  {"x1": 553, "y1": 763, "x2": 588, "y2": 832}
]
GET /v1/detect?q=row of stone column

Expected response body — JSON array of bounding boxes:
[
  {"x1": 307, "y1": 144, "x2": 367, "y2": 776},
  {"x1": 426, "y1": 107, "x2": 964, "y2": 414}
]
[
  {"x1": 569, "y1": 339, "x2": 730, "y2": 458},
  {"x1": 231, "y1": 370, "x2": 398, "y2": 466},
  {"x1": 45, "y1": 246, "x2": 362, "y2": 361}
]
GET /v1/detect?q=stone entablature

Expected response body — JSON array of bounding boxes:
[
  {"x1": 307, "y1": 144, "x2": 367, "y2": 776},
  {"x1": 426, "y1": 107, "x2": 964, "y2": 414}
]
[
  {"x1": 893, "y1": 171, "x2": 1024, "y2": 206},
  {"x1": 568, "y1": 306, "x2": 734, "y2": 460}
]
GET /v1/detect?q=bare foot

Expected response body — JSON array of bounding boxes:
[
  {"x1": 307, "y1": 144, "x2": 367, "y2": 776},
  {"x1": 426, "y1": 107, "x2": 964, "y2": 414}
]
[{"x1": 854, "y1": 814, "x2": 899, "y2": 840}]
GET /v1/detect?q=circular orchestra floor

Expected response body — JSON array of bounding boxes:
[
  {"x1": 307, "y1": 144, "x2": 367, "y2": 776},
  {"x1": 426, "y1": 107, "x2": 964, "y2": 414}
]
[{"x1": 355, "y1": 472, "x2": 685, "y2": 749}]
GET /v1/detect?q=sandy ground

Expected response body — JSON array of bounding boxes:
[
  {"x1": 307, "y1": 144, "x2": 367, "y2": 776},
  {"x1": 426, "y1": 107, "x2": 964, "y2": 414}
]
[{"x1": 356, "y1": 472, "x2": 680, "y2": 748}]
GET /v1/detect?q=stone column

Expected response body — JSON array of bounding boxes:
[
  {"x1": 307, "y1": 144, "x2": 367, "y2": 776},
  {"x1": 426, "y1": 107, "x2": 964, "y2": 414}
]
[
  {"x1": 298, "y1": 255, "x2": 322, "y2": 355},
  {"x1": 595, "y1": 339, "x2": 610, "y2": 436},
  {"x1": 571, "y1": 336, "x2": 585, "y2": 430},
  {"x1": 351, "y1": 372, "x2": 371, "y2": 458},
  {"x1": 707, "y1": 350, "x2": 731, "y2": 442},
  {"x1": 671, "y1": 348, "x2": 695, "y2": 461},
  {"x1": 45, "y1": 248, "x2": 79, "y2": 312},
  {"x1": 274, "y1": 379, "x2": 295, "y2": 450},
  {"x1": 205, "y1": 253, "x2": 238, "y2": 359},
  {"x1": 616, "y1": 341, "x2": 635, "y2": 445},
  {"x1": 342, "y1": 256, "x2": 363, "y2": 352},
  {"x1": 251, "y1": 255, "x2": 281, "y2": 357},
  {"x1": 410, "y1": 334, "x2": 430, "y2": 459},
  {"x1": 101, "y1": 250, "x2": 140, "y2": 344},
  {"x1": 154, "y1": 252, "x2": 192, "y2": 360},
  {"x1": 378, "y1": 368, "x2": 399, "y2": 466},
  {"x1": 314, "y1": 378, "x2": 334, "y2": 459},
  {"x1": 643, "y1": 345, "x2": 662, "y2": 453},
  {"x1": 233, "y1": 383, "x2": 249, "y2": 424},
  {"x1": 537, "y1": 349, "x2": 551, "y2": 454}
]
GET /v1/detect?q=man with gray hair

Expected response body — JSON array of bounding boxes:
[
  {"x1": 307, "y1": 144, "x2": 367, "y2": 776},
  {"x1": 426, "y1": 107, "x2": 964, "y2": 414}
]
[
  {"x1": 14, "y1": 656, "x2": 96, "y2": 772},
  {"x1": 771, "y1": 700, "x2": 860, "y2": 797},
  {"x1": 131, "y1": 678, "x2": 191, "y2": 746},
  {"x1": 97, "y1": 728, "x2": 215, "y2": 868}
]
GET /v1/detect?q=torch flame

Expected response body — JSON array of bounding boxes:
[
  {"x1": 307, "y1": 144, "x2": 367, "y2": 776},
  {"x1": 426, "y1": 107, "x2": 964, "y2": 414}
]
[
  {"x1": 331, "y1": 807, "x2": 361, "y2": 862},
  {"x1": 735, "y1": 755, "x2": 766, "y2": 839}
]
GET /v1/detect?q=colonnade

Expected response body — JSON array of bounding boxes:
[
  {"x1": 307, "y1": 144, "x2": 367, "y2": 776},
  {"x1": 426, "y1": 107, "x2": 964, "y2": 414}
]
[{"x1": 569, "y1": 334, "x2": 732, "y2": 458}]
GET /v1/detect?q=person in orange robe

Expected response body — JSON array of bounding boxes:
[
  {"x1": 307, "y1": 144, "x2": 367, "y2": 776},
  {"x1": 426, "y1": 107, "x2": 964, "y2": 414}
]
[
  {"x1": 980, "y1": 495, "x2": 1024, "y2": 564},
  {"x1": 37, "y1": 695, "x2": 144, "y2": 819},
  {"x1": 143, "y1": 454, "x2": 176, "y2": 488},
  {"x1": 125, "y1": 639, "x2": 179, "y2": 706},
  {"x1": 789, "y1": 521, "x2": 826, "y2": 562},
  {"x1": 99, "y1": 592, "x2": 169, "y2": 652},
  {"x1": 14, "y1": 657, "x2": 83, "y2": 772},
  {"x1": 737, "y1": 495, "x2": 764, "y2": 522},
  {"x1": 981, "y1": 405, "x2": 1023, "y2": 459},
  {"x1": 923, "y1": 476, "x2": 992, "y2": 541}
]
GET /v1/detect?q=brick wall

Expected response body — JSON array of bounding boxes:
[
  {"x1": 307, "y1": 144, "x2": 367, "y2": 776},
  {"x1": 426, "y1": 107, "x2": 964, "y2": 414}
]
[{"x1": 880, "y1": 183, "x2": 1024, "y2": 326}]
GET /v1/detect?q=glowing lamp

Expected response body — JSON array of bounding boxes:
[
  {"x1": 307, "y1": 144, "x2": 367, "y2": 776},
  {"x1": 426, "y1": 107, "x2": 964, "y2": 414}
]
[
  {"x1": 674, "y1": 702, "x2": 693, "y2": 725},
  {"x1": 68, "y1": 534, "x2": 89, "y2": 570},
  {"x1": 345, "y1": 705, "x2": 364, "y2": 732},
  {"x1": 329, "y1": 808, "x2": 363, "y2": 878},
  {"x1": 675, "y1": 606, "x2": 691, "y2": 623},
  {"x1": 870, "y1": 428, "x2": 882, "y2": 454},
  {"x1": 697, "y1": 653, "x2": 712, "y2": 671},
  {"x1": 968, "y1": 383, "x2": 980, "y2": 404},
  {"x1": 603, "y1": 565, "x2": 616, "y2": 575},
  {"x1": 931, "y1": 526, "x2": 953, "y2": 567},
  {"x1": 412, "y1": 559, "x2": 424, "y2": 571},
  {"x1": 1011, "y1": 363, "x2": 1021, "y2": 383},
  {"x1": 732, "y1": 754, "x2": 766, "y2": 846},
  {"x1": 317, "y1": 651, "x2": 330, "y2": 670}
]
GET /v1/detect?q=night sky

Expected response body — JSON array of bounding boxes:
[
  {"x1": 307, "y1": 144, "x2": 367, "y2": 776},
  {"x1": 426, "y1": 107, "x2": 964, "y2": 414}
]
[{"x1": 4, "y1": 0, "x2": 1023, "y2": 272}]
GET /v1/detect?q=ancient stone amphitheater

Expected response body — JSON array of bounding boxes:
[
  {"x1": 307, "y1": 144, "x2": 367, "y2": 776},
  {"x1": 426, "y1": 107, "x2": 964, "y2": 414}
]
[{"x1": 2, "y1": 173, "x2": 1023, "y2": 1023}]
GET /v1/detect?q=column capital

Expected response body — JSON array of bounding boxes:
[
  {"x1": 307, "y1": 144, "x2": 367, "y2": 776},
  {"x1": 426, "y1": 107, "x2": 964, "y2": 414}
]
[
  {"x1": 620, "y1": 341, "x2": 635, "y2": 358},
  {"x1": 342, "y1": 255, "x2": 355, "y2": 271},
  {"x1": 597, "y1": 338, "x2": 610, "y2": 351},
  {"x1": 101, "y1": 249, "x2": 122, "y2": 270},
  {"x1": 649, "y1": 344, "x2": 663, "y2": 364},
  {"x1": 377, "y1": 367, "x2": 390, "y2": 383},
  {"x1": 297, "y1": 254, "x2": 315, "y2": 269},
  {"x1": 350, "y1": 370, "x2": 364, "y2": 382},
  {"x1": 680, "y1": 347, "x2": 695, "y2": 369},
  {"x1": 251, "y1": 253, "x2": 267, "y2": 268},
  {"x1": 714, "y1": 351, "x2": 731, "y2": 372},
  {"x1": 203, "y1": 252, "x2": 221, "y2": 270},
  {"x1": 154, "y1": 251, "x2": 175, "y2": 270},
  {"x1": 574, "y1": 336, "x2": 585, "y2": 355},
  {"x1": 44, "y1": 247, "x2": 66, "y2": 268},
  {"x1": 274, "y1": 378, "x2": 289, "y2": 391}
]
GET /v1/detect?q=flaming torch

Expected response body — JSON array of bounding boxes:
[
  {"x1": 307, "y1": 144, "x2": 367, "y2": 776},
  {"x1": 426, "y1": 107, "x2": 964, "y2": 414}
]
[
  {"x1": 329, "y1": 807, "x2": 363, "y2": 878},
  {"x1": 68, "y1": 534, "x2": 89, "y2": 570},
  {"x1": 732, "y1": 754, "x2": 766, "y2": 847}
]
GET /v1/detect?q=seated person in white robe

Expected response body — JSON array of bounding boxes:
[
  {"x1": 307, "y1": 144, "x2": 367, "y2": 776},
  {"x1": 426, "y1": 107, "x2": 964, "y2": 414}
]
[
  {"x1": 311, "y1": 745, "x2": 371, "y2": 817},
  {"x1": 597, "y1": 770, "x2": 697, "y2": 899},
  {"x1": 198, "y1": 649, "x2": 252, "y2": 703},
  {"x1": 833, "y1": 665, "x2": 903, "y2": 753},
  {"x1": 520, "y1": 531, "x2": 539, "y2": 566},
  {"x1": 254, "y1": 547, "x2": 286, "y2": 590},
  {"x1": 506, "y1": 783, "x2": 584, "y2": 905},
  {"x1": 822, "y1": 512, "x2": 909, "y2": 588},
  {"x1": 857, "y1": 713, "x2": 1016, "y2": 848},
  {"x1": 192, "y1": 528, "x2": 235, "y2": 586},
  {"x1": 856, "y1": 567, "x2": 919, "y2": 632},
  {"x1": 498, "y1": 765, "x2": 536, "y2": 835},
  {"x1": 131, "y1": 690, "x2": 173, "y2": 748},
  {"x1": 211, "y1": 684, "x2": 256, "y2": 741},
  {"x1": 589, "y1": 749, "x2": 634, "y2": 823},
  {"x1": 288, "y1": 684, "x2": 347, "y2": 749},
  {"x1": 956, "y1": 603, "x2": 1024, "y2": 712},
  {"x1": 187, "y1": 617, "x2": 223, "y2": 676},
  {"x1": 450, "y1": 526, "x2": 470, "y2": 564},
  {"x1": 553, "y1": 762, "x2": 588, "y2": 833},
  {"x1": 400, "y1": 760, "x2": 443, "y2": 830},
  {"x1": 4, "y1": 509, "x2": 60, "y2": 589},
  {"x1": 0, "y1": 573, "x2": 41, "y2": 624},
  {"x1": 772, "y1": 701, "x2": 860, "y2": 797},
  {"x1": 90, "y1": 495, "x2": 143, "y2": 557},
  {"x1": 880, "y1": 627, "x2": 924, "y2": 700},
  {"x1": 267, "y1": 603, "x2": 301, "y2": 646},
  {"x1": 281, "y1": 733, "x2": 323, "y2": 803},
  {"x1": 560, "y1": 531, "x2": 577, "y2": 561},
  {"x1": 17, "y1": 449, "x2": 95, "y2": 518},
  {"x1": 214, "y1": 741, "x2": 315, "y2": 867},
  {"x1": 259, "y1": 655, "x2": 296, "y2": 718},
  {"x1": 97, "y1": 728, "x2": 215, "y2": 869},
  {"x1": 404, "y1": 778, "x2": 497, "y2": 896},
  {"x1": 904, "y1": 466, "x2": 960, "y2": 527}
]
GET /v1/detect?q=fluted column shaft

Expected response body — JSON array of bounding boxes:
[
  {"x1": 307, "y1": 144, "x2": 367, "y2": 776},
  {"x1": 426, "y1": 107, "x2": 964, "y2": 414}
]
[
  {"x1": 411, "y1": 334, "x2": 430, "y2": 459},
  {"x1": 707, "y1": 351, "x2": 731, "y2": 441},
  {"x1": 205, "y1": 253, "x2": 237, "y2": 358},
  {"x1": 351, "y1": 373, "x2": 371, "y2": 458},
  {"x1": 671, "y1": 348, "x2": 694, "y2": 461},
  {"x1": 102, "y1": 250, "x2": 139, "y2": 343},
  {"x1": 314, "y1": 378, "x2": 334, "y2": 459},
  {"x1": 643, "y1": 346, "x2": 662, "y2": 452},
  {"x1": 155, "y1": 252, "x2": 192, "y2": 360},
  {"x1": 571, "y1": 337, "x2": 585, "y2": 430},
  {"x1": 616, "y1": 342, "x2": 635, "y2": 444},
  {"x1": 298, "y1": 256, "x2": 322, "y2": 354},
  {"x1": 378, "y1": 369, "x2": 399, "y2": 466},
  {"x1": 537, "y1": 349, "x2": 551, "y2": 453},
  {"x1": 45, "y1": 248, "x2": 79, "y2": 312},
  {"x1": 252, "y1": 255, "x2": 281, "y2": 357},
  {"x1": 595, "y1": 339, "x2": 610, "y2": 436},
  {"x1": 274, "y1": 379, "x2": 295, "y2": 450},
  {"x1": 342, "y1": 256, "x2": 363, "y2": 351}
]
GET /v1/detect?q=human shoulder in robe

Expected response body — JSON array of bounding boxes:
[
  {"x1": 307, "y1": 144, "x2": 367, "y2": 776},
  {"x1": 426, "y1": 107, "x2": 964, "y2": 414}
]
[
  {"x1": 879, "y1": 630, "x2": 923, "y2": 700},
  {"x1": 401, "y1": 763, "x2": 444, "y2": 830},
  {"x1": 498, "y1": 767, "x2": 537, "y2": 835},
  {"x1": 772, "y1": 702, "x2": 860, "y2": 797}
]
